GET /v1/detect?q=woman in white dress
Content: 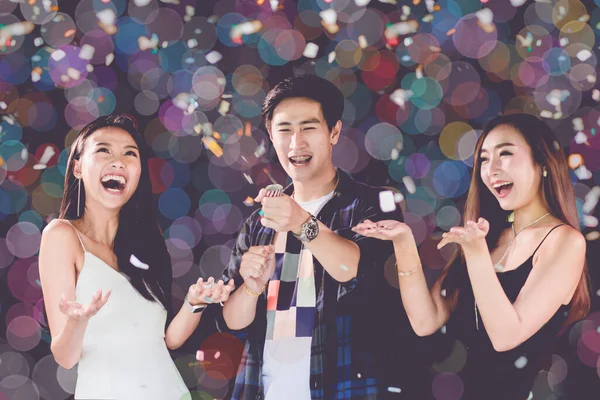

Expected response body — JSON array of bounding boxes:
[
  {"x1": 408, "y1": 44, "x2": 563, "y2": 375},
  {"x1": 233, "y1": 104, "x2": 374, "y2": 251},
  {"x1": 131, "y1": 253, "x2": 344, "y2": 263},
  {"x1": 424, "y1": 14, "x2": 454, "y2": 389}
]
[{"x1": 39, "y1": 114, "x2": 234, "y2": 400}]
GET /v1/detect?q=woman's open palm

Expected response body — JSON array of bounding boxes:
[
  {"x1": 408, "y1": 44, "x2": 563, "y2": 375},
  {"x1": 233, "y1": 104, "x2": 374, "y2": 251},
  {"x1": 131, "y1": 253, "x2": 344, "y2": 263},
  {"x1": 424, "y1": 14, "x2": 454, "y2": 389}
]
[
  {"x1": 58, "y1": 289, "x2": 111, "y2": 321},
  {"x1": 352, "y1": 219, "x2": 413, "y2": 241}
]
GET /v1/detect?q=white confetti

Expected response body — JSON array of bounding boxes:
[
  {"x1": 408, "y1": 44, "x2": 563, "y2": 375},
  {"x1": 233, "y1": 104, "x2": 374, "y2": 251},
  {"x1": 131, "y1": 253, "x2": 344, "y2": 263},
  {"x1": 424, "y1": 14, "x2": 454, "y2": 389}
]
[
  {"x1": 509, "y1": 0, "x2": 527, "y2": 6},
  {"x1": 328, "y1": 51, "x2": 336, "y2": 64},
  {"x1": 319, "y1": 9, "x2": 337, "y2": 25},
  {"x1": 33, "y1": 37, "x2": 44, "y2": 47},
  {"x1": 559, "y1": 37, "x2": 569, "y2": 47},
  {"x1": 0, "y1": 21, "x2": 34, "y2": 37},
  {"x1": 514, "y1": 356, "x2": 528, "y2": 369},
  {"x1": 187, "y1": 38, "x2": 198, "y2": 48},
  {"x1": 254, "y1": 141, "x2": 267, "y2": 158},
  {"x1": 572, "y1": 117, "x2": 584, "y2": 132},
  {"x1": 583, "y1": 215, "x2": 598, "y2": 228},
  {"x1": 354, "y1": 0, "x2": 371, "y2": 5},
  {"x1": 303, "y1": 42, "x2": 319, "y2": 59},
  {"x1": 358, "y1": 35, "x2": 368, "y2": 49},
  {"x1": 393, "y1": 192, "x2": 404, "y2": 204},
  {"x1": 583, "y1": 187, "x2": 600, "y2": 214},
  {"x1": 391, "y1": 148, "x2": 399, "y2": 160},
  {"x1": 133, "y1": 0, "x2": 152, "y2": 6},
  {"x1": 387, "y1": 387, "x2": 402, "y2": 393},
  {"x1": 66, "y1": 67, "x2": 81, "y2": 81},
  {"x1": 574, "y1": 131, "x2": 588, "y2": 144},
  {"x1": 86, "y1": 64, "x2": 94, "y2": 73},
  {"x1": 79, "y1": 44, "x2": 95, "y2": 60},
  {"x1": 0, "y1": 102, "x2": 6, "y2": 110},
  {"x1": 105, "y1": 53, "x2": 114, "y2": 66},
  {"x1": 574, "y1": 165, "x2": 592, "y2": 180},
  {"x1": 385, "y1": 21, "x2": 418, "y2": 38},
  {"x1": 196, "y1": 350, "x2": 204, "y2": 361},
  {"x1": 96, "y1": 8, "x2": 117, "y2": 26},
  {"x1": 214, "y1": 351, "x2": 221, "y2": 359},
  {"x1": 540, "y1": 110, "x2": 553, "y2": 119},
  {"x1": 206, "y1": 50, "x2": 222, "y2": 64},
  {"x1": 51, "y1": 49, "x2": 66, "y2": 62},
  {"x1": 576, "y1": 49, "x2": 592, "y2": 62},
  {"x1": 402, "y1": 176, "x2": 416, "y2": 194},
  {"x1": 379, "y1": 190, "x2": 397, "y2": 213},
  {"x1": 475, "y1": 9, "x2": 493, "y2": 26},
  {"x1": 130, "y1": 254, "x2": 149, "y2": 270},
  {"x1": 33, "y1": 145, "x2": 56, "y2": 170},
  {"x1": 588, "y1": 231, "x2": 600, "y2": 241},
  {"x1": 390, "y1": 89, "x2": 413, "y2": 108},
  {"x1": 230, "y1": 20, "x2": 262, "y2": 38},
  {"x1": 218, "y1": 101, "x2": 230, "y2": 116}
]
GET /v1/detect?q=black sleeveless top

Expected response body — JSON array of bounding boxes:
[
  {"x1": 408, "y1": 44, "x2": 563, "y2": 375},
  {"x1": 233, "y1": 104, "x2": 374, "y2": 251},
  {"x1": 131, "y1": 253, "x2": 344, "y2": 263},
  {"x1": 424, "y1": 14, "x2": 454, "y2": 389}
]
[{"x1": 447, "y1": 225, "x2": 570, "y2": 400}]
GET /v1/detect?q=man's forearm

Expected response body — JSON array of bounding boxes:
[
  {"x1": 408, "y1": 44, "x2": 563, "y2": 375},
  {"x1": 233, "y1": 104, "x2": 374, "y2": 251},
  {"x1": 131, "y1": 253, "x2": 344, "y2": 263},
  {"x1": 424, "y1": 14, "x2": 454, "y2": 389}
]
[{"x1": 304, "y1": 221, "x2": 360, "y2": 282}]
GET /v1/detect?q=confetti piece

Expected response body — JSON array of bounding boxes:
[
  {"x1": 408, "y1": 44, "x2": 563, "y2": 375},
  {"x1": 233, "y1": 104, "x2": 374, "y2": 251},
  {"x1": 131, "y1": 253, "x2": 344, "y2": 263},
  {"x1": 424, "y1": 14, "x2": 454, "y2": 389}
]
[
  {"x1": 203, "y1": 137, "x2": 224, "y2": 157},
  {"x1": 587, "y1": 232, "x2": 600, "y2": 241},
  {"x1": 214, "y1": 351, "x2": 221, "y2": 359},
  {"x1": 402, "y1": 176, "x2": 416, "y2": 194},
  {"x1": 540, "y1": 110, "x2": 553, "y2": 119},
  {"x1": 509, "y1": 0, "x2": 527, "y2": 6},
  {"x1": 387, "y1": 387, "x2": 402, "y2": 393},
  {"x1": 574, "y1": 132, "x2": 587, "y2": 145},
  {"x1": 134, "y1": 0, "x2": 152, "y2": 5},
  {"x1": 559, "y1": 37, "x2": 568, "y2": 47},
  {"x1": 320, "y1": 9, "x2": 337, "y2": 25},
  {"x1": 51, "y1": 49, "x2": 66, "y2": 61},
  {"x1": 31, "y1": 67, "x2": 42, "y2": 83},
  {"x1": 0, "y1": 21, "x2": 35, "y2": 37},
  {"x1": 79, "y1": 44, "x2": 95, "y2": 61},
  {"x1": 96, "y1": 8, "x2": 116, "y2": 26},
  {"x1": 574, "y1": 165, "x2": 592, "y2": 180},
  {"x1": 187, "y1": 38, "x2": 198, "y2": 48},
  {"x1": 393, "y1": 192, "x2": 404, "y2": 203},
  {"x1": 475, "y1": 8, "x2": 493, "y2": 26},
  {"x1": 130, "y1": 254, "x2": 149, "y2": 270},
  {"x1": 328, "y1": 51, "x2": 336, "y2": 63},
  {"x1": 358, "y1": 35, "x2": 368, "y2": 48},
  {"x1": 441, "y1": 325, "x2": 447, "y2": 334},
  {"x1": 230, "y1": 20, "x2": 262, "y2": 40},
  {"x1": 218, "y1": 101, "x2": 230, "y2": 116},
  {"x1": 357, "y1": 373, "x2": 362, "y2": 378},
  {"x1": 206, "y1": 50, "x2": 222, "y2": 64},
  {"x1": 105, "y1": 53, "x2": 114, "y2": 66},
  {"x1": 568, "y1": 154, "x2": 583, "y2": 169},
  {"x1": 584, "y1": 215, "x2": 598, "y2": 228},
  {"x1": 355, "y1": 0, "x2": 371, "y2": 5},
  {"x1": 576, "y1": 49, "x2": 592, "y2": 62},
  {"x1": 33, "y1": 145, "x2": 56, "y2": 170},
  {"x1": 303, "y1": 42, "x2": 319, "y2": 58},
  {"x1": 33, "y1": 37, "x2": 44, "y2": 46},
  {"x1": 573, "y1": 118, "x2": 584, "y2": 132},
  {"x1": 340, "y1": 265, "x2": 349, "y2": 271},
  {"x1": 243, "y1": 196, "x2": 255, "y2": 206},
  {"x1": 66, "y1": 67, "x2": 81, "y2": 81},
  {"x1": 391, "y1": 148, "x2": 399, "y2": 160},
  {"x1": 196, "y1": 350, "x2": 204, "y2": 361},
  {"x1": 514, "y1": 356, "x2": 528, "y2": 369},
  {"x1": 390, "y1": 89, "x2": 413, "y2": 109},
  {"x1": 379, "y1": 190, "x2": 397, "y2": 213}
]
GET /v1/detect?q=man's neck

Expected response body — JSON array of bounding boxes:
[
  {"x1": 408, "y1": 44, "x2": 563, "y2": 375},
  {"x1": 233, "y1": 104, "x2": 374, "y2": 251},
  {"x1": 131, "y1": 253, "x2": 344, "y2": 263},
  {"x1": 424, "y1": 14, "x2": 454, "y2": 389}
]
[{"x1": 292, "y1": 169, "x2": 337, "y2": 203}]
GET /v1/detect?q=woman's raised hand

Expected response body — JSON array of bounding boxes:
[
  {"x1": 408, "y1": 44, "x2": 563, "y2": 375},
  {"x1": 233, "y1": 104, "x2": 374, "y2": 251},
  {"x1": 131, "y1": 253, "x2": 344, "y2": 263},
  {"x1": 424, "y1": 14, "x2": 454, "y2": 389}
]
[
  {"x1": 352, "y1": 219, "x2": 413, "y2": 241},
  {"x1": 186, "y1": 277, "x2": 235, "y2": 306},
  {"x1": 58, "y1": 289, "x2": 112, "y2": 321}
]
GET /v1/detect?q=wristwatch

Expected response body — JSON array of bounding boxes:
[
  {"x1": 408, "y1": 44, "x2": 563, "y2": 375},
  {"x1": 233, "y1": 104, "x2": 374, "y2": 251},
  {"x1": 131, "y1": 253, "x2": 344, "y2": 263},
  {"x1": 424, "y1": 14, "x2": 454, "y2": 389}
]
[
  {"x1": 293, "y1": 213, "x2": 319, "y2": 243},
  {"x1": 184, "y1": 296, "x2": 208, "y2": 313}
]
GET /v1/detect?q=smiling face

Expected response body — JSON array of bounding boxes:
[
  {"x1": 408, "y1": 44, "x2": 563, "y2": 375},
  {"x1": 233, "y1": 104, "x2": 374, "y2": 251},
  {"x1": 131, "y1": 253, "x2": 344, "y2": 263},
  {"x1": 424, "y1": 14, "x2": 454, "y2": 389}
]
[
  {"x1": 479, "y1": 124, "x2": 543, "y2": 211},
  {"x1": 268, "y1": 97, "x2": 340, "y2": 184},
  {"x1": 74, "y1": 127, "x2": 142, "y2": 212}
]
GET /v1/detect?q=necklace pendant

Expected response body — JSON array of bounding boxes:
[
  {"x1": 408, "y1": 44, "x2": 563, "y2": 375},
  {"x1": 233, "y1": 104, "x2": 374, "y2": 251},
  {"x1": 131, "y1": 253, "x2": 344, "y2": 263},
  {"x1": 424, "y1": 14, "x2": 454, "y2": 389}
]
[{"x1": 493, "y1": 263, "x2": 505, "y2": 272}]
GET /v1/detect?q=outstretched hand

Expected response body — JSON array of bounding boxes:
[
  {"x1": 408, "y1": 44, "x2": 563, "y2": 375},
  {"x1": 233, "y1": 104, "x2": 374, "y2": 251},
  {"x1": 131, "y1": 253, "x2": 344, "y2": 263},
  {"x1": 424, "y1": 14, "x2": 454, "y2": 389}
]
[
  {"x1": 437, "y1": 218, "x2": 489, "y2": 250},
  {"x1": 351, "y1": 219, "x2": 413, "y2": 242},
  {"x1": 58, "y1": 289, "x2": 112, "y2": 321},
  {"x1": 187, "y1": 277, "x2": 235, "y2": 306}
]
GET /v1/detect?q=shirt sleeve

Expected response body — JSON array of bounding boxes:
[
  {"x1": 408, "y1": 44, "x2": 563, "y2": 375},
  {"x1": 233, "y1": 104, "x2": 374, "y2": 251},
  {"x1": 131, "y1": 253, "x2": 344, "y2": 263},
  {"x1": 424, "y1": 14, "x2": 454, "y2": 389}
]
[{"x1": 334, "y1": 192, "x2": 404, "y2": 302}]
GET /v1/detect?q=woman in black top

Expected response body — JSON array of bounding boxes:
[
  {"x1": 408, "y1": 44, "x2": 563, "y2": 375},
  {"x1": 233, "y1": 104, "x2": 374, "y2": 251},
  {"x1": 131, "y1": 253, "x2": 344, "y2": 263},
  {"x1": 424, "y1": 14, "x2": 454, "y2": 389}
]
[{"x1": 353, "y1": 114, "x2": 590, "y2": 399}]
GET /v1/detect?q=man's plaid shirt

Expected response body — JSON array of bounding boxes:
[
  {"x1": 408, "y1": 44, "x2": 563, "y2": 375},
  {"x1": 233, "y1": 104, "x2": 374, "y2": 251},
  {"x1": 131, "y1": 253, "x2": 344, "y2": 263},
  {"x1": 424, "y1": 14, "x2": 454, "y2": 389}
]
[{"x1": 216, "y1": 171, "x2": 425, "y2": 400}]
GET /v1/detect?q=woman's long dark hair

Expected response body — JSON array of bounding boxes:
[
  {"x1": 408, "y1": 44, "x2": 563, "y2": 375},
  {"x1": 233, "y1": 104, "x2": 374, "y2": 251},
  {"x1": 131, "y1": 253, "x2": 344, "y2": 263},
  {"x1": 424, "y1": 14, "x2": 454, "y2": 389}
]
[
  {"x1": 439, "y1": 114, "x2": 590, "y2": 328},
  {"x1": 59, "y1": 114, "x2": 172, "y2": 314}
]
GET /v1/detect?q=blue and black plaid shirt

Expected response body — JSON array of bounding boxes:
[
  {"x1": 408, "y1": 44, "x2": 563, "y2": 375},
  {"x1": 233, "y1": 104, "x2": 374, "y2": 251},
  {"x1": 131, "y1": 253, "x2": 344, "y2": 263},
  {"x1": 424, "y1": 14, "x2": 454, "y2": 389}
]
[{"x1": 216, "y1": 171, "x2": 428, "y2": 400}]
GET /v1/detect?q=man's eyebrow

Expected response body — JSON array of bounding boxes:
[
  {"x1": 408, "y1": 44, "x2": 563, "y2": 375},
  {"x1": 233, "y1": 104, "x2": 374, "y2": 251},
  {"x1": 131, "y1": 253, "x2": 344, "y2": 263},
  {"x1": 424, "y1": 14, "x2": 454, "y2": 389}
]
[{"x1": 275, "y1": 118, "x2": 321, "y2": 127}]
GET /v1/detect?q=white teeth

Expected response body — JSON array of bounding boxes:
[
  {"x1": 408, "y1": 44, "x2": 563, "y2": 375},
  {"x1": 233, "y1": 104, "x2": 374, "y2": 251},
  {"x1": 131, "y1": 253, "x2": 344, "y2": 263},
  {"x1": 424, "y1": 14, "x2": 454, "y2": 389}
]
[
  {"x1": 493, "y1": 182, "x2": 512, "y2": 189},
  {"x1": 101, "y1": 174, "x2": 126, "y2": 185},
  {"x1": 290, "y1": 156, "x2": 311, "y2": 162}
]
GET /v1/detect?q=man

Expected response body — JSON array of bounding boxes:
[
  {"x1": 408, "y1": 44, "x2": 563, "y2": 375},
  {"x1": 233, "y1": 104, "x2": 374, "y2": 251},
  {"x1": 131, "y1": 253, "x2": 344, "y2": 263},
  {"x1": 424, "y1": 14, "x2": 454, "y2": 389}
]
[{"x1": 217, "y1": 75, "x2": 426, "y2": 400}]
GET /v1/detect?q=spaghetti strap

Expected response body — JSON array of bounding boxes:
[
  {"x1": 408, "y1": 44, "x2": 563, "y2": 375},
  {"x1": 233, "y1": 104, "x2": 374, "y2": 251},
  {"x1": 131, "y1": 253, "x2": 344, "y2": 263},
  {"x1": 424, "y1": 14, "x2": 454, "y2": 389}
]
[
  {"x1": 66, "y1": 220, "x2": 87, "y2": 253},
  {"x1": 532, "y1": 224, "x2": 566, "y2": 257}
]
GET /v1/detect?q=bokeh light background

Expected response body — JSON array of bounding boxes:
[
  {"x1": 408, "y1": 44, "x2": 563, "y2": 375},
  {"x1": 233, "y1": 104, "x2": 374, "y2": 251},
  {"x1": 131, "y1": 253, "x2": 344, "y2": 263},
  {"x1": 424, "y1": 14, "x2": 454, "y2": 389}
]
[{"x1": 0, "y1": 0, "x2": 600, "y2": 399}]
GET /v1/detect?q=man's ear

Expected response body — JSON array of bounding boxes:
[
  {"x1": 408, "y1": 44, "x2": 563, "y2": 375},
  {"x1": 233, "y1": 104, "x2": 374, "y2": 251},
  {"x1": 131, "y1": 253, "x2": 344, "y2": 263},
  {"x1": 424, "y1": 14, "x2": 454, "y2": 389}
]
[
  {"x1": 330, "y1": 120, "x2": 342, "y2": 145},
  {"x1": 266, "y1": 121, "x2": 273, "y2": 141},
  {"x1": 73, "y1": 160, "x2": 81, "y2": 178}
]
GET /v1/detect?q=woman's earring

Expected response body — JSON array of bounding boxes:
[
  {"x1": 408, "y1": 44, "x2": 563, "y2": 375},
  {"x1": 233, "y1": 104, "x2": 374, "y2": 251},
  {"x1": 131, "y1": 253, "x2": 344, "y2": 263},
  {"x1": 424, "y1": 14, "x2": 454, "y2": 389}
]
[
  {"x1": 543, "y1": 167, "x2": 548, "y2": 178},
  {"x1": 507, "y1": 211, "x2": 514, "y2": 223},
  {"x1": 76, "y1": 176, "x2": 81, "y2": 217}
]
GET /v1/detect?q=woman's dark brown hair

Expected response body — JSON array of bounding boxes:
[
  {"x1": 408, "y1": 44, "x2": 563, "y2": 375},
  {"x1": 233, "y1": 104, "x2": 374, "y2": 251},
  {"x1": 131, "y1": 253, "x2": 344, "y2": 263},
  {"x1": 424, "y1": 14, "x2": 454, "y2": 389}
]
[
  {"x1": 59, "y1": 114, "x2": 173, "y2": 320},
  {"x1": 440, "y1": 113, "x2": 590, "y2": 328}
]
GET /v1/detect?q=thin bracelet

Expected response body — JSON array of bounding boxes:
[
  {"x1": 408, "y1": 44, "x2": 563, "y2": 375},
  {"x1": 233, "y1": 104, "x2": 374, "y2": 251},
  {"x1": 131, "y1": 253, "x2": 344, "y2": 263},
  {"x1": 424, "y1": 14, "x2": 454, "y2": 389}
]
[
  {"x1": 242, "y1": 282, "x2": 266, "y2": 297},
  {"x1": 396, "y1": 262, "x2": 420, "y2": 277}
]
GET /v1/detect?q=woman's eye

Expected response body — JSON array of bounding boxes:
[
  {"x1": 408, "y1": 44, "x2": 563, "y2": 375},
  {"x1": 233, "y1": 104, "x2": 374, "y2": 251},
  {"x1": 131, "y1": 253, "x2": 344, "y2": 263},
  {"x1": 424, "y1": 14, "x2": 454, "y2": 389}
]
[
  {"x1": 479, "y1": 157, "x2": 488, "y2": 163},
  {"x1": 126, "y1": 151, "x2": 138, "y2": 157},
  {"x1": 97, "y1": 148, "x2": 109, "y2": 153},
  {"x1": 500, "y1": 151, "x2": 512, "y2": 157}
]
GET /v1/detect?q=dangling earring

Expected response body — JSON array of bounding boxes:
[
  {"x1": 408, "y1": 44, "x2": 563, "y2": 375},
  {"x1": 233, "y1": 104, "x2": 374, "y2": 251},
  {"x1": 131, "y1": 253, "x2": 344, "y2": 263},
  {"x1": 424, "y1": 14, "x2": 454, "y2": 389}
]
[
  {"x1": 76, "y1": 176, "x2": 81, "y2": 217},
  {"x1": 542, "y1": 167, "x2": 548, "y2": 178}
]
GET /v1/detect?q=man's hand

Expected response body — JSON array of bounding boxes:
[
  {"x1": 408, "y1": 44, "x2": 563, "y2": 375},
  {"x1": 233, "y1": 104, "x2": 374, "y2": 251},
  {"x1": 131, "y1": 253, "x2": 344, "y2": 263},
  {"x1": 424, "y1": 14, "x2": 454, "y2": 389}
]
[
  {"x1": 239, "y1": 245, "x2": 276, "y2": 294},
  {"x1": 255, "y1": 189, "x2": 309, "y2": 234}
]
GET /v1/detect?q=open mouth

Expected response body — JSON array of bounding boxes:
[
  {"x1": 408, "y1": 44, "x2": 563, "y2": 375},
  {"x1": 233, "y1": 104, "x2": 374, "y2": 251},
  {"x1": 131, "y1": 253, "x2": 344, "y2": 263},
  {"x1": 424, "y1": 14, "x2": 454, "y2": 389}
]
[
  {"x1": 493, "y1": 181, "x2": 513, "y2": 198},
  {"x1": 101, "y1": 174, "x2": 127, "y2": 193},
  {"x1": 288, "y1": 155, "x2": 312, "y2": 167}
]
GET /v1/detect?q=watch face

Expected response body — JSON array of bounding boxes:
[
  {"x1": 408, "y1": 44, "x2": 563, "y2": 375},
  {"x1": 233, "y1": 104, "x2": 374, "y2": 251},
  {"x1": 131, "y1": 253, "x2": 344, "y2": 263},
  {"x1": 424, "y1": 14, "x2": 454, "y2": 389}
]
[{"x1": 304, "y1": 221, "x2": 319, "y2": 240}]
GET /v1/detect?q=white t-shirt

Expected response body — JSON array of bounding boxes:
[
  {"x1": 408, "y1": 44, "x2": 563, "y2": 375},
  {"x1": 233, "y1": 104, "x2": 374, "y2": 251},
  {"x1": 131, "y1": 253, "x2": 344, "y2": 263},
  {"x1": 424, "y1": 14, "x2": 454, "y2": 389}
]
[{"x1": 262, "y1": 190, "x2": 335, "y2": 400}]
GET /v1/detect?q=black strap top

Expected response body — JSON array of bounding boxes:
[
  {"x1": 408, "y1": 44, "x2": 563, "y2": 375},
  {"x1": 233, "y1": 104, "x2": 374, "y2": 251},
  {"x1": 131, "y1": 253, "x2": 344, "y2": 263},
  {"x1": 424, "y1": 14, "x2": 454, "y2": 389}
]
[{"x1": 447, "y1": 224, "x2": 570, "y2": 400}]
